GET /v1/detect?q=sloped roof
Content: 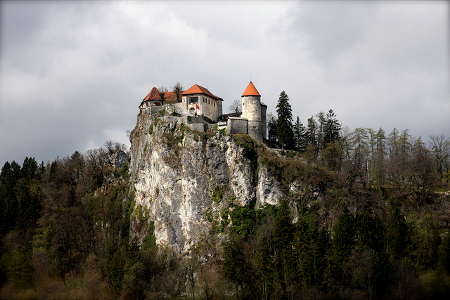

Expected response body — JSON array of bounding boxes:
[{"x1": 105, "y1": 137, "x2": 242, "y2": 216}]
[
  {"x1": 242, "y1": 81, "x2": 260, "y2": 97},
  {"x1": 143, "y1": 87, "x2": 160, "y2": 101},
  {"x1": 181, "y1": 84, "x2": 223, "y2": 100},
  {"x1": 143, "y1": 87, "x2": 177, "y2": 102}
]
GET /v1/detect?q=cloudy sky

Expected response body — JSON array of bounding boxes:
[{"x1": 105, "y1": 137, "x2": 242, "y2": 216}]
[{"x1": 1, "y1": 1, "x2": 449, "y2": 166}]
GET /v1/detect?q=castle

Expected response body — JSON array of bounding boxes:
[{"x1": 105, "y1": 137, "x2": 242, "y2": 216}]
[{"x1": 139, "y1": 82, "x2": 267, "y2": 142}]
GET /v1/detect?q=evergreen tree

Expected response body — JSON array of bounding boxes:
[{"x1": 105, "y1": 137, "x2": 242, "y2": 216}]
[
  {"x1": 440, "y1": 230, "x2": 450, "y2": 275},
  {"x1": 387, "y1": 206, "x2": 410, "y2": 260},
  {"x1": 293, "y1": 116, "x2": 307, "y2": 151},
  {"x1": 276, "y1": 91, "x2": 294, "y2": 149},
  {"x1": 267, "y1": 113, "x2": 278, "y2": 143},
  {"x1": 350, "y1": 128, "x2": 370, "y2": 184},
  {"x1": 323, "y1": 109, "x2": 341, "y2": 146},
  {"x1": 306, "y1": 116, "x2": 317, "y2": 149},
  {"x1": 274, "y1": 199, "x2": 296, "y2": 296},
  {"x1": 356, "y1": 211, "x2": 385, "y2": 253},
  {"x1": 374, "y1": 128, "x2": 387, "y2": 186},
  {"x1": 316, "y1": 112, "x2": 326, "y2": 152},
  {"x1": 333, "y1": 207, "x2": 356, "y2": 263}
]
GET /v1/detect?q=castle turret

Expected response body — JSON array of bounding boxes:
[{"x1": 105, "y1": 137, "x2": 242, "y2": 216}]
[{"x1": 241, "y1": 81, "x2": 265, "y2": 142}]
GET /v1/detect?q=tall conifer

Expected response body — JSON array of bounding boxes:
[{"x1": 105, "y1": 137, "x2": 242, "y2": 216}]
[
  {"x1": 293, "y1": 116, "x2": 307, "y2": 151},
  {"x1": 276, "y1": 91, "x2": 294, "y2": 149}
]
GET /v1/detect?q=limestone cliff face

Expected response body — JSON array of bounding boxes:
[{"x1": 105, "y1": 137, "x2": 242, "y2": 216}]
[{"x1": 129, "y1": 109, "x2": 283, "y2": 253}]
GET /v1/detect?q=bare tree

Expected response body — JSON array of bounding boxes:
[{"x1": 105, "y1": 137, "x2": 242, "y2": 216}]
[
  {"x1": 172, "y1": 82, "x2": 183, "y2": 102},
  {"x1": 158, "y1": 86, "x2": 168, "y2": 105},
  {"x1": 228, "y1": 99, "x2": 241, "y2": 114},
  {"x1": 429, "y1": 134, "x2": 450, "y2": 182}
]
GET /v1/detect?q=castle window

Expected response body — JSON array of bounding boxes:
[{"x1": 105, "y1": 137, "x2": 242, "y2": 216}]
[{"x1": 189, "y1": 97, "x2": 198, "y2": 104}]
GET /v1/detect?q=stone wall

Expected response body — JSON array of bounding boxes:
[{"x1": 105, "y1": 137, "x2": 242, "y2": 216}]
[
  {"x1": 261, "y1": 104, "x2": 267, "y2": 140},
  {"x1": 227, "y1": 117, "x2": 248, "y2": 135}
]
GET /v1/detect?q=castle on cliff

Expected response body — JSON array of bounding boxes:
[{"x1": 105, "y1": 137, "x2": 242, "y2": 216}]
[{"x1": 139, "y1": 82, "x2": 267, "y2": 142}]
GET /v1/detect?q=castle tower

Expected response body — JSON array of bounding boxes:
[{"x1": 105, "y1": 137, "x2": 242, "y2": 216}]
[{"x1": 241, "y1": 81, "x2": 266, "y2": 142}]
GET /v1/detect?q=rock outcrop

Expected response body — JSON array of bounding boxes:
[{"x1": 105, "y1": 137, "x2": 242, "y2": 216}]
[{"x1": 129, "y1": 109, "x2": 283, "y2": 253}]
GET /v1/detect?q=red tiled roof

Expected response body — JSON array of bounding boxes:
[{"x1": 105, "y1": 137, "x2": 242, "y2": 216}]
[
  {"x1": 143, "y1": 87, "x2": 178, "y2": 102},
  {"x1": 181, "y1": 84, "x2": 223, "y2": 100},
  {"x1": 143, "y1": 87, "x2": 160, "y2": 101},
  {"x1": 242, "y1": 81, "x2": 260, "y2": 97}
]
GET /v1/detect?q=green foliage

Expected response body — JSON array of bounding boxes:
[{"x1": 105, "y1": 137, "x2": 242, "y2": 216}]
[
  {"x1": 212, "y1": 185, "x2": 224, "y2": 204},
  {"x1": 294, "y1": 220, "x2": 331, "y2": 290},
  {"x1": 219, "y1": 207, "x2": 230, "y2": 232},
  {"x1": 323, "y1": 109, "x2": 341, "y2": 146},
  {"x1": 231, "y1": 133, "x2": 259, "y2": 184},
  {"x1": 387, "y1": 205, "x2": 411, "y2": 261},
  {"x1": 142, "y1": 222, "x2": 157, "y2": 251},
  {"x1": 229, "y1": 205, "x2": 255, "y2": 239},
  {"x1": 148, "y1": 123, "x2": 154, "y2": 134},
  {"x1": 114, "y1": 162, "x2": 130, "y2": 181},
  {"x1": 333, "y1": 207, "x2": 357, "y2": 263},
  {"x1": 440, "y1": 232, "x2": 450, "y2": 275},
  {"x1": 222, "y1": 234, "x2": 254, "y2": 289},
  {"x1": 356, "y1": 211, "x2": 385, "y2": 253},
  {"x1": 276, "y1": 91, "x2": 294, "y2": 149},
  {"x1": 106, "y1": 247, "x2": 125, "y2": 295},
  {"x1": 143, "y1": 141, "x2": 148, "y2": 153},
  {"x1": 0, "y1": 124, "x2": 448, "y2": 299},
  {"x1": 293, "y1": 116, "x2": 307, "y2": 151},
  {"x1": 409, "y1": 215, "x2": 441, "y2": 270}
]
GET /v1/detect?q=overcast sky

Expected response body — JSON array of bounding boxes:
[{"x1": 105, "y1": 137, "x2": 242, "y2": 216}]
[{"x1": 1, "y1": 1, "x2": 449, "y2": 166}]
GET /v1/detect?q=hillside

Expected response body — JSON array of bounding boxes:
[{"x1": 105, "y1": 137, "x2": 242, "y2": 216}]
[{"x1": 1, "y1": 109, "x2": 450, "y2": 299}]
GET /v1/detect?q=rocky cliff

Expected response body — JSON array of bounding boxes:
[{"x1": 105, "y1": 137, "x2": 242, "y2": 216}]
[{"x1": 128, "y1": 109, "x2": 284, "y2": 253}]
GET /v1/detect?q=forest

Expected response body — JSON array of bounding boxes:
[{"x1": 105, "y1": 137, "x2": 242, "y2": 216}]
[{"x1": 1, "y1": 91, "x2": 450, "y2": 299}]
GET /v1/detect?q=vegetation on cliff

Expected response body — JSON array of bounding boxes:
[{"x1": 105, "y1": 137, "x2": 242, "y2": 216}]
[{"x1": 1, "y1": 108, "x2": 450, "y2": 298}]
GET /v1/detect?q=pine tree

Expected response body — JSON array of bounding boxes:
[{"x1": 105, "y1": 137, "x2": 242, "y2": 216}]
[
  {"x1": 293, "y1": 116, "x2": 307, "y2": 151},
  {"x1": 387, "y1": 206, "x2": 410, "y2": 260},
  {"x1": 333, "y1": 207, "x2": 356, "y2": 263},
  {"x1": 267, "y1": 113, "x2": 278, "y2": 143},
  {"x1": 323, "y1": 109, "x2": 341, "y2": 146},
  {"x1": 306, "y1": 116, "x2": 317, "y2": 149},
  {"x1": 276, "y1": 91, "x2": 294, "y2": 149},
  {"x1": 316, "y1": 112, "x2": 326, "y2": 152},
  {"x1": 374, "y1": 128, "x2": 387, "y2": 187}
]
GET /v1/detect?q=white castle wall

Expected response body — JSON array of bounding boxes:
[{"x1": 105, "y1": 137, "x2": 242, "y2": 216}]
[
  {"x1": 140, "y1": 87, "x2": 265, "y2": 142},
  {"x1": 242, "y1": 95, "x2": 261, "y2": 122},
  {"x1": 181, "y1": 95, "x2": 221, "y2": 122},
  {"x1": 242, "y1": 95, "x2": 264, "y2": 142}
]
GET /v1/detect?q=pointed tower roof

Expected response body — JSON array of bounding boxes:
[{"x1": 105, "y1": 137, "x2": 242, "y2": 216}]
[{"x1": 242, "y1": 81, "x2": 260, "y2": 97}]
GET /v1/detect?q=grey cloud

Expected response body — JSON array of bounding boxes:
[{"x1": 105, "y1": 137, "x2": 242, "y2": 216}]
[{"x1": 0, "y1": 1, "x2": 448, "y2": 167}]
